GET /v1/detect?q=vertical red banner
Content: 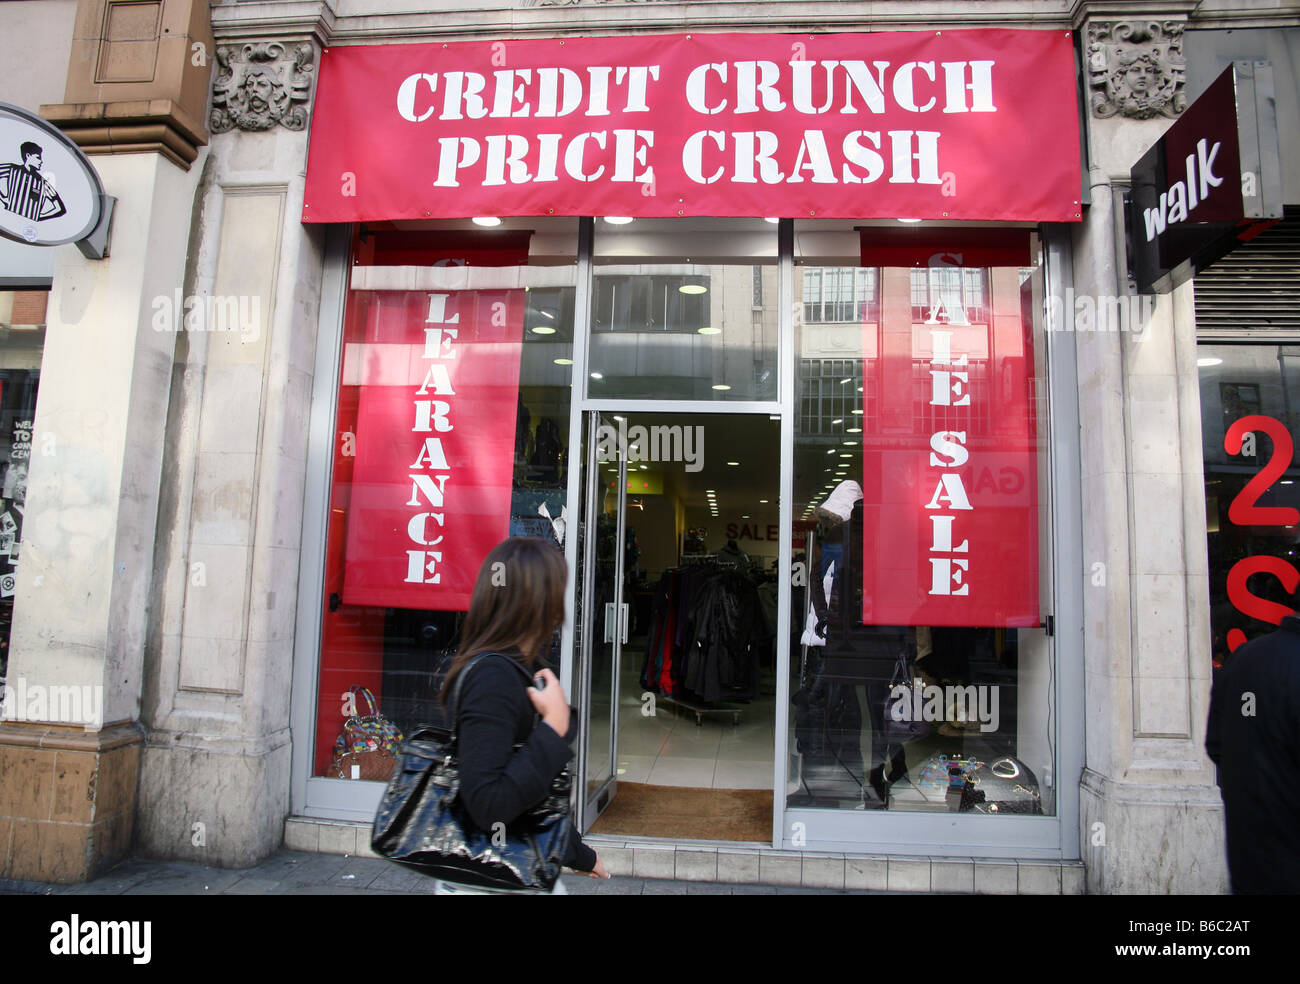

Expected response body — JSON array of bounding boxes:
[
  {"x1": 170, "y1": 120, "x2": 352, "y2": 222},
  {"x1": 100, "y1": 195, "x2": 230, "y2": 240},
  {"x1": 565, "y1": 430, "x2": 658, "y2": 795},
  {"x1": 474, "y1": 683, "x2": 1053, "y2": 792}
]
[
  {"x1": 860, "y1": 253, "x2": 1039, "y2": 627},
  {"x1": 342, "y1": 287, "x2": 524, "y2": 610}
]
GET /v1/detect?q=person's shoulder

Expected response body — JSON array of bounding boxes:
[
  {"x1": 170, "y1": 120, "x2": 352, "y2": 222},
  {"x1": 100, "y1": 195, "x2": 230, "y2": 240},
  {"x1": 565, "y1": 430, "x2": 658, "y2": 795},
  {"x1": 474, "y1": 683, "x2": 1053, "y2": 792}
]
[{"x1": 459, "y1": 652, "x2": 531, "y2": 692}]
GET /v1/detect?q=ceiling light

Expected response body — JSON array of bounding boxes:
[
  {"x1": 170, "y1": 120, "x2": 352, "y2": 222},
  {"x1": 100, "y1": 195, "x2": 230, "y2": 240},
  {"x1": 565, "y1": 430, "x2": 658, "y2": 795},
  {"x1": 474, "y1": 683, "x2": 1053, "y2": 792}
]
[
  {"x1": 679, "y1": 284, "x2": 708, "y2": 295},
  {"x1": 839, "y1": 453, "x2": 853, "y2": 458},
  {"x1": 898, "y1": 218, "x2": 922, "y2": 224},
  {"x1": 1197, "y1": 357, "x2": 1223, "y2": 367},
  {"x1": 554, "y1": 358, "x2": 574, "y2": 365},
  {"x1": 603, "y1": 216, "x2": 634, "y2": 225},
  {"x1": 727, "y1": 461, "x2": 740, "y2": 466},
  {"x1": 842, "y1": 441, "x2": 858, "y2": 446},
  {"x1": 612, "y1": 415, "x2": 625, "y2": 421},
  {"x1": 712, "y1": 383, "x2": 731, "y2": 391},
  {"x1": 472, "y1": 216, "x2": 502, "y2": 226},
  {"x1": 640, "y1": 465, "x2": 648, "y2": 470},
  {"x1": 698, "y1": 326, "x2": 721, "y2": 335},
  {"x1": 530, "y1": 325, "x2": 556, "y2": 335},
  {"x1": 764, "y1": 217, "x2": 779, "y2": 224},
  {"x1": 759, "y1": 499, "x2": 769, "y2": 504},
  {"x1": 840, "y1": 378, "x2": 852, "y2": 385},
  {"x1": 852, "y1": 409, "x2": 863, "y2": 415},
  {"x1": 590, "y1": 372, "x2": 603, "y2": 379},
  {"x1": 847, "y1": 427, "x2": 862, "y2": 433},
  {"x1": 538, "y1": 309, "x2": 555, "y2": 319},
  {"x1": 831, "y1": 418, "x2": 843, "y2": 425}
]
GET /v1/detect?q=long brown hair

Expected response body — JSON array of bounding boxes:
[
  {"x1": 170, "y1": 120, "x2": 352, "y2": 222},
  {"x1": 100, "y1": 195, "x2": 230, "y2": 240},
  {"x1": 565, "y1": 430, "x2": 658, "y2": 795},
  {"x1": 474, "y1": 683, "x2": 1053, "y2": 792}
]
[{"x1": 440, "y1": 536, "x2": 567, "y2": 703}]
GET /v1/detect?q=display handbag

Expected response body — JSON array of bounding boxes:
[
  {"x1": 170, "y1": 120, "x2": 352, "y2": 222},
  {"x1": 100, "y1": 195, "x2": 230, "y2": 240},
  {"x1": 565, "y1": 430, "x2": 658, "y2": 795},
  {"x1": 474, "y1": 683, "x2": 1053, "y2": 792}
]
[
  {"x1": 328, "y1": 686, "x2": 404, "y2": 781},
  {"x1": 883, "y1": 651, "x2": 932, "y2": 742},
  {"x1": 370, "y1": 652, "x2": 574, "y2": 892}
]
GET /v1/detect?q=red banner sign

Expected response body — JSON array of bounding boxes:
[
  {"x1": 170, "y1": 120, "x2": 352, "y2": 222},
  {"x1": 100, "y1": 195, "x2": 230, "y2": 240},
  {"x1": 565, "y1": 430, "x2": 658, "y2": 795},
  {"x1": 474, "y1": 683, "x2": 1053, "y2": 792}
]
[
  {"x1": 859, "y1": 254, "x2": 1039, "y2": 627},
  {"x1": 304, "y1": 29, "x2": 1081, "y2": 223},
  {"x1": 342, "y1": 287, "x2": 524, "y2": 610}
]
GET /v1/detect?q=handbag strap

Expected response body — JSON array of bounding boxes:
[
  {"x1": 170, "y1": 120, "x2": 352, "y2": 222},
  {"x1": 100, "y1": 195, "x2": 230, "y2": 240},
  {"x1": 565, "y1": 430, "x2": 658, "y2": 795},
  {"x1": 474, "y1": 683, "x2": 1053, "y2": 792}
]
[{"x1": 447, "y1": 651, "x2": 537, "y2": 741}]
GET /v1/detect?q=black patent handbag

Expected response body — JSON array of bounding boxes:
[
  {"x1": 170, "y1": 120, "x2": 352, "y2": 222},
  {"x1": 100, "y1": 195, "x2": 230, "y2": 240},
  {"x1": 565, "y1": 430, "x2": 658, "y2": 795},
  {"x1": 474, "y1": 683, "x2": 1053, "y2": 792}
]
[{"x1": 370, "y1": 652, "x2": 574, "y2": 892}]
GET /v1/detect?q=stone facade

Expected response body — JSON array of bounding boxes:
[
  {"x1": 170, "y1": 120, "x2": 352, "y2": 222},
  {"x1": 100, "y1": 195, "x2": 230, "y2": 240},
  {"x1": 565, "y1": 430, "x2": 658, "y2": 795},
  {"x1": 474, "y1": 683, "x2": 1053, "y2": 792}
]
[{"x1": 3, "y1": 0, "x2": 1297, "y2": 889}]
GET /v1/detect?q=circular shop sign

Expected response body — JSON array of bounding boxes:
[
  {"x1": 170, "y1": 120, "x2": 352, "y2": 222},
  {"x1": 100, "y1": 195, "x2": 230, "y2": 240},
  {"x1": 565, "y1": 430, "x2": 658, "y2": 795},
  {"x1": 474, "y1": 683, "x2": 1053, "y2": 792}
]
[{"x1": 0, "y1": 101, "x2": 103, "y2": 247}]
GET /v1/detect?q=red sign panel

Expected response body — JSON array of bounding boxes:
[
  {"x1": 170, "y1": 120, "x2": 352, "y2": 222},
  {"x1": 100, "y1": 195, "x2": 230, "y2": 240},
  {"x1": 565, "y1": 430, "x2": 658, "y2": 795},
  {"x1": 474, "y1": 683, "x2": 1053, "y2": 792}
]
[
  {"x1": 342, "y1": 288, "x2": 524, "y2": 610},
  {"x1": 304, "y1": 30, "x2": 1081, "y2": 223},
  {"x1": 859, "y1": 258, "x2": 1039, "y2": 627}
]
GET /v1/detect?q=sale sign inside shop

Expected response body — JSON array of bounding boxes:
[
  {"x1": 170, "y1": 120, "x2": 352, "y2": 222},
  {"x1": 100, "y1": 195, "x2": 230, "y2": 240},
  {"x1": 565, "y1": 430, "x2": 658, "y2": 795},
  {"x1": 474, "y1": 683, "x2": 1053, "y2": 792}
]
[
  {"x1": 858, "y1": 240, "x2": 1040, "y2": 628},
  {"x1": 341, "y1": 285, "x2": 525, "y2": 611},
  {"x1": 303, "y1": 29, "x2": 1081, "y2": 222}
]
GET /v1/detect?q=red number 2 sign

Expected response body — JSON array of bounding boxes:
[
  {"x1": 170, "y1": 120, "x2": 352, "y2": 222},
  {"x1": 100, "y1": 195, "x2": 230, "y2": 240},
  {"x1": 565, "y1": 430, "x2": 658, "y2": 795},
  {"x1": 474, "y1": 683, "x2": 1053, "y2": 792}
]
[{"x1": 1222, "y1": 415, "x2": 1299, "y2": 652}]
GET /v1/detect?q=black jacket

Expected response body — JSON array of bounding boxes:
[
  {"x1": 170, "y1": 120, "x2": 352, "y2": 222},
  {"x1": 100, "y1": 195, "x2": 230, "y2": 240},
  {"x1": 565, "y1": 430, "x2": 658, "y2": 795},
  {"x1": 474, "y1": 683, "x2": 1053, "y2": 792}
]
[
  {"x1": 1205, "y1": 615, "x2": 1300, "y2": 893},
  {"x1": 454, "y1": 651, "x2": 597, "y2": 872}
]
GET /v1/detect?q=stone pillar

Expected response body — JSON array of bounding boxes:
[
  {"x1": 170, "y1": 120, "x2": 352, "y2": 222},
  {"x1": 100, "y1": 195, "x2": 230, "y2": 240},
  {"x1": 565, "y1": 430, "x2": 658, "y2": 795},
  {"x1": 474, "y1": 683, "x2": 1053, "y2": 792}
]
[
  {"x1": 0, "y1": 0, "x2": 212, "y2": 882},
  {"x1": 1072, "y1": 9, "x2": 1229, "y2": 893},
  {"x1": 132, "y1": 33, "x2": 326, "y2": 867}
]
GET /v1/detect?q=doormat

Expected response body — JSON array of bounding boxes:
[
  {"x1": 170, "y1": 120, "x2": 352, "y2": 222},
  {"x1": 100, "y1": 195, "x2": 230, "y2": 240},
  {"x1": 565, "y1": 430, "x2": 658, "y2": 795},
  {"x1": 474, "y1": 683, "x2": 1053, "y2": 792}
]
[{"x1": 588, "y1": 783, "x2": 773, "y2": 842}]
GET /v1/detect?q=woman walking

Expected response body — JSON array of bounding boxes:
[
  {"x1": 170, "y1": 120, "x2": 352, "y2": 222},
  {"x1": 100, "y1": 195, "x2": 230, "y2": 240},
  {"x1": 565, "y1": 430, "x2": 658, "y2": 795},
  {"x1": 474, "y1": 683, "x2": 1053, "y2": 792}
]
[{"x1": 436, "y1": 536, "x2": 608, "y2": 893}]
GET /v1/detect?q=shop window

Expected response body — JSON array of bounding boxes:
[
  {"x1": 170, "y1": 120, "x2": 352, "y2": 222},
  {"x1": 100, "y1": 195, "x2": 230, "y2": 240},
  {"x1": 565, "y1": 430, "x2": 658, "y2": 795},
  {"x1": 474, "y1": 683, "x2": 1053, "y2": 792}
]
[
  {"x1": 312, "y1": 220, "x2": 578, "y2": 781},
  {"x1": 790, "y1": 223, "x2": 1054, "y2": 818},
  {"x1": 0, "y1": 290, "x2": 46, "y2": 682},
  {"x1": 1199, "y1": 344, "x2": 1300, "y2": 666},
  {"x1": 588, "y1": 217, "x2": 778, "y2": 401}
]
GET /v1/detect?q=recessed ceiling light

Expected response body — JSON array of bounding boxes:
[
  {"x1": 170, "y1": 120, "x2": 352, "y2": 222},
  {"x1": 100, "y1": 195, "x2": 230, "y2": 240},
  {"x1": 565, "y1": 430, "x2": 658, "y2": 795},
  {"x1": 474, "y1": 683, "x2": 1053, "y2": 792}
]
[
  {"x1": 698, "y1": 326, "x2": 721, "y2": 335},
  {"x1": 712, "y1": 383, "x2": 731, "y2": 391},
  {"x1": 759, "y1": 499, "x2": 769, "y2": 503},
  {"x1": 1197, "y1": 357, "x2": 1223, "y2": 367},
  {"x1": 531, "y1": 325, "x2": 556, "y2": 335},
  {"x1": 727, "y1": 461, "x2": 740, "y2": 466},
  {"x1": 831, "y1": 418, "x2": 843, "y2": 425},
  {"x1": 839, "y1": 453, "x2": 852, "y2": 458},
  {"x1": 590, "y1": 372, "x2": 604, "y2": 379},
  {"x1": 603, "y1": 216, "x2": 634, "y2": 225},
  {"x1": 898, "y1": 218, "x2": 922, "y2": 224},
  {"x1": 847, "y1": 427, "x2": 862, "y2": 433},
  {"x1": 852, "y1": 409, "x2": 863, "y2": 415},
  {"x1": 840, "y1": 378, "x2": 852, "y2": 385},
  {"x1": 640, "y1": 465, "x2": 648, "y2": 470},
  {"x1": 554, "y1": 358, "x2": 574, "y2": 365},
  {"x1": 842, "y1": 441, "x2": 858, "y2": 446},
  {"x1": 679, "y1": 284, "x2": 708, "y2": 295},
  {"x1": 472, "y1": 216, "x2": 502, "y2": 226}
]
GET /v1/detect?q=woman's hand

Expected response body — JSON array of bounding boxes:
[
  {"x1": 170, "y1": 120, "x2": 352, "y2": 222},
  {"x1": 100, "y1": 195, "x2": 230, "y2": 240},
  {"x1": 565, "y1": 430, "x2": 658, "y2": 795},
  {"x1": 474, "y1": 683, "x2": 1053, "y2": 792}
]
[{"x1": 527, "y1": 668, "x2": 570, "y2": 737}]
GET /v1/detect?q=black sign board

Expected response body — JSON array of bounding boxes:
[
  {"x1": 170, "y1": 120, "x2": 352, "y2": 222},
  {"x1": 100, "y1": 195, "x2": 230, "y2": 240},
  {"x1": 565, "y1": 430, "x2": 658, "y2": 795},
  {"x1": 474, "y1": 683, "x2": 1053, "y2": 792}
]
[{"x1": 1128, "y1": 62, "x2": 1283, "y2": 293}]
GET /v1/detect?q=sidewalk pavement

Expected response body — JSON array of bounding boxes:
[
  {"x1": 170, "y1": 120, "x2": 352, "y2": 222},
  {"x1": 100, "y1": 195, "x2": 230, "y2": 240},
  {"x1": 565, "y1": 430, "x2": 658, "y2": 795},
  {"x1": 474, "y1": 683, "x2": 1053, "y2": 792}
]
[{"x1": 1, "y1": 848, "x2": 880, "y2": 895}]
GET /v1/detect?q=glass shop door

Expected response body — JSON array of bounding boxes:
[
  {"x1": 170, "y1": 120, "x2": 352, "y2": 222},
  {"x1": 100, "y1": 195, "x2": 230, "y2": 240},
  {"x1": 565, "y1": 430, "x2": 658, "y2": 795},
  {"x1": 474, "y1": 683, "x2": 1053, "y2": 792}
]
[{"x1": 575, "y1": 411, "x2": 629, "y2": 829}]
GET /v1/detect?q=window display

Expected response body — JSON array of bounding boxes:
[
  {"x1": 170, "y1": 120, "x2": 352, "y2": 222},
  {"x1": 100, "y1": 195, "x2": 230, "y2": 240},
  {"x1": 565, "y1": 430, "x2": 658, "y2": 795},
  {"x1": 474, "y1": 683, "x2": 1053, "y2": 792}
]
[
  {"x1": 0, "y1": 290, "x2": 45, "y2": 684},
  {"x1": 787, "y1": 222, "x2": 1055, "y2": 816},
  {"x1": 1199, "y1": 343, "x2": 1300, "y2": 665},
  {"x1": 312, "y1": 220, "x2": 578, "y2": 779}
]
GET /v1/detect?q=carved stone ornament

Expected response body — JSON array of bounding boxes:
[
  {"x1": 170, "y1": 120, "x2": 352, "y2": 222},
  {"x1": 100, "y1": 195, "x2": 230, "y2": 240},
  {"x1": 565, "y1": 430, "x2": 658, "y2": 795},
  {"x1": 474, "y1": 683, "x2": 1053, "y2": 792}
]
[
  {"x1": 1087, "y1": 21, "x2": 1186, "y2": 120},
  {"x1": 210, "y1": 42, "x2": 315, "y2": 133}
]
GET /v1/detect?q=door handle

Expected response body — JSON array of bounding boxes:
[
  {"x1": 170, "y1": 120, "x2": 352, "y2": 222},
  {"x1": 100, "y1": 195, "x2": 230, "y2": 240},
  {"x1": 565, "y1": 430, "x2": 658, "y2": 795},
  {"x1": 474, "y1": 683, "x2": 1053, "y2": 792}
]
[
  {"x1": 604, "y1": 602, "x2": 616, "y2": 644},
  {"x1": 620, "y1": 602, "x2": 629, "y2": 645}
]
